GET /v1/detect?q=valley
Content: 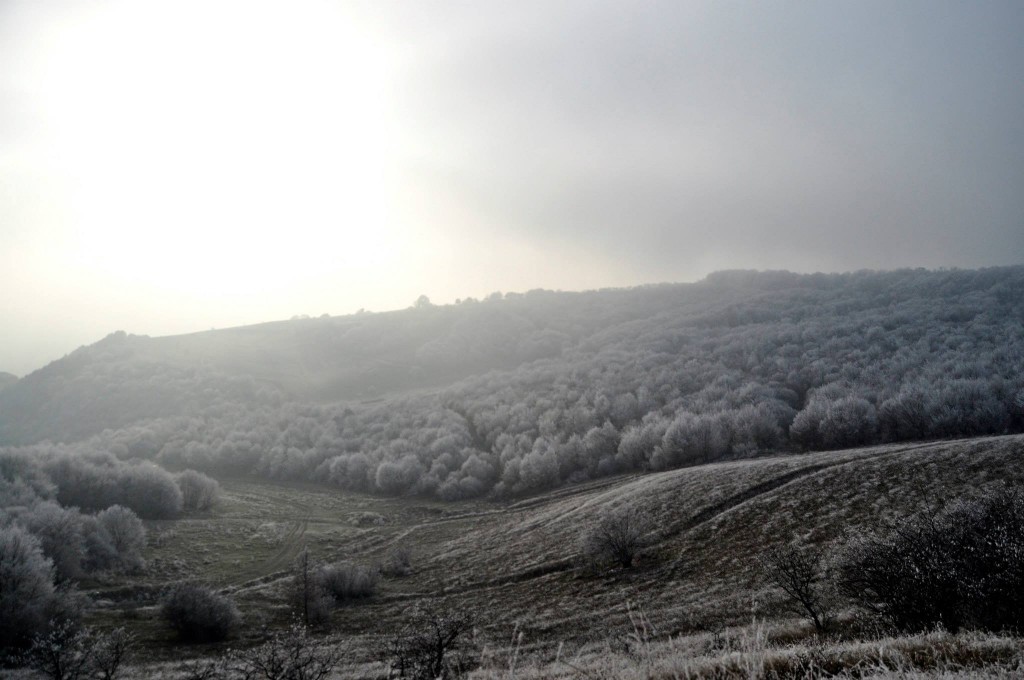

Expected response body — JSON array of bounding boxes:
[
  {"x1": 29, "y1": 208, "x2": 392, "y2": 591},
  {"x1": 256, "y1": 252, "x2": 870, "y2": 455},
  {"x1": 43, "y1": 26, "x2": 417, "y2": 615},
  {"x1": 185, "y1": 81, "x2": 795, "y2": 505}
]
[{"x1": 83, "y1": 434, "x2": 1024, "y2": 677}]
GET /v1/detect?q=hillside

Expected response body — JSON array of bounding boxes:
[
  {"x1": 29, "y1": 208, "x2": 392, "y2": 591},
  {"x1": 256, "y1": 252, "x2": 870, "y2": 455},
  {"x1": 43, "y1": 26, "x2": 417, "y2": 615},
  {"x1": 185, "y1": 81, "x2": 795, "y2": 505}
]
[
  {"x1": 0, "y1": 283, "x2": 713, "y2": 444},
  {"x1": 93, "y1": 434, "x2": 1024, "y2": 676},
  {"x1": 4, "y1": 266, "x2": 1024, "y2": 675},
  {"x1": 1, "y1": 266, "x2": 1021, "y2": 503}
]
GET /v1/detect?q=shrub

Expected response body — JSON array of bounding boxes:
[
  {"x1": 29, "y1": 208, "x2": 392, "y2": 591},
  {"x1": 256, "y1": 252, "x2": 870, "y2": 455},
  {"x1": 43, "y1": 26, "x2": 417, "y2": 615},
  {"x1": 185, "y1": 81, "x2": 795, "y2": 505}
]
[
  {"x1": 837, "y1": 488, "x2": 1024, "y2": 633},
  {"x1": 318, "y1": 562, "x2": 378, "y2": 602},
  {"x1": 117, "y1": 463, "x2": 183, "y2": 519},
  {"x1": 175, "y1": 470, "x2": 220, "y2": 512},
  {"x1": 161, "y1": 583, "x2": 240, "y2": 642},
  {"x1": 579, "y1": 507, "x2": 653, "y2": 570},
  {"x1": 381, "y1": 544, "x2": 414, "y2": 578},
  {"x1": 80, "y1": 515, "x2": 119, "y2": 572},
  {"x1": 97, "y1": 505, "x2": 146, "y2": 571},
  {"x1": 46, "y1": 454, "x2": 183, "y2": 519}
]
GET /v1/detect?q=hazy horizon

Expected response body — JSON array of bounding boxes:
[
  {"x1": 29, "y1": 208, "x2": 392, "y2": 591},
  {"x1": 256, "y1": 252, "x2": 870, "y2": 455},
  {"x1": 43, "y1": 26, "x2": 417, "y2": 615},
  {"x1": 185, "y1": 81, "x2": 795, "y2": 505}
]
[{"x1": 3, "y1": 0, "x2": 1023, "y2": 376}]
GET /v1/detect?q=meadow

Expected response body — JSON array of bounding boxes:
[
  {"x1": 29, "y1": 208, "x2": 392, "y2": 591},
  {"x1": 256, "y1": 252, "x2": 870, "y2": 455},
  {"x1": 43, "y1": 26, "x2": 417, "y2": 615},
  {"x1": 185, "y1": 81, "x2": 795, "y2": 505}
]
[{"x1": 71, "y1": 434, "x2": 1024, "y2": 678}]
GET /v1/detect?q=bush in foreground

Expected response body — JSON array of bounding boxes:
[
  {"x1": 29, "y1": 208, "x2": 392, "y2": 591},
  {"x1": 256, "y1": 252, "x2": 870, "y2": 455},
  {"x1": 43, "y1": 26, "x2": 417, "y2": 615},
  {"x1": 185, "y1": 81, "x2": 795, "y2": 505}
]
[
  {"x1": 0, "y1": 525, "x2": 62, "y2": 650},
  {"x1": 180, "y1": 624, "x2": 340, "y2": 680},
  {"x1": 235, "y1": 623, "x2": 340, "y2": 680},
  {"x1": 161, "y1": 582, "x2": 240, "y2": 642},
  {"x1": 837, "y1": 488, "x2": 1024, "y2": 633},
  {"x1": 24, "y1": 622, "x2": 134, "y2": 680},
  {"x1": 385, "y1": 606, "x2": 474, "y2": 680},
  {"x1": 759, "y1": 543, "x2": 832, "y2": 633}
]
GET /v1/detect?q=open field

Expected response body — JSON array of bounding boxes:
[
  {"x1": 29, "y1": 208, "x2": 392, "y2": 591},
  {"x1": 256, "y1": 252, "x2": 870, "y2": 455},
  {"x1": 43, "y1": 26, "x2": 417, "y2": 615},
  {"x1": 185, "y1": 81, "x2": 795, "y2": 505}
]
[{"x1": 70, "y1": 434, "x2": 1024, "y2": 676}]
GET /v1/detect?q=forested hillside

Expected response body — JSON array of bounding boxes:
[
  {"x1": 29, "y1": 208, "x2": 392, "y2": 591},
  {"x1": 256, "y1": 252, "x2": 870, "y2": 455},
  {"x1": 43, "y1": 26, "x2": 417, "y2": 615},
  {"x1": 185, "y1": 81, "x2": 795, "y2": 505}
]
[{"x1": 2, "y1": 267, "x2": 1023, "y2": 501}]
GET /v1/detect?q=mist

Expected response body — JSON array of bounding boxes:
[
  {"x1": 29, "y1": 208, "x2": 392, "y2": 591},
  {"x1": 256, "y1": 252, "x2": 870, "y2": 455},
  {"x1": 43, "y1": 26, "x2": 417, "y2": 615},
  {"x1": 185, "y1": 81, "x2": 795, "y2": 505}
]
[{"x1": 2, "y1": 0, "x2": 1022, "y2": 374}]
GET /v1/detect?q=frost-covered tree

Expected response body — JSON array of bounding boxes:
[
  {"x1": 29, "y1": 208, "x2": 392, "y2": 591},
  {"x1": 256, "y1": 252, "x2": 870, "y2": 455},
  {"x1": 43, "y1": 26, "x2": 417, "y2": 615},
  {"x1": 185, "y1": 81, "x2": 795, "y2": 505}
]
[
  {"x1": 0, "y1": 525, "x2": 58, "y2": 648},
  {"x1": 97, "y1": 505, "x2": 146, "y2": 570},
  {"x1": 819, "y1": 397, "x2": 878, "y2": 449},
  {"x1": 22, "y1": 501, "x2": 86, "y2": 581},
  {"x1": 175, "y1": 469, "x2": 220, "y2": 511}
]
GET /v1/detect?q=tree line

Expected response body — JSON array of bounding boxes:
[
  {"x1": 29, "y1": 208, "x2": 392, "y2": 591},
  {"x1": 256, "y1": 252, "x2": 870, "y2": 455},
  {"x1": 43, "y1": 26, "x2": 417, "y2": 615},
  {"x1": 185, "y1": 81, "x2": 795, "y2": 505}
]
[{"x1": 2, "y1": 267, "x2": 1021, "y2": 503}]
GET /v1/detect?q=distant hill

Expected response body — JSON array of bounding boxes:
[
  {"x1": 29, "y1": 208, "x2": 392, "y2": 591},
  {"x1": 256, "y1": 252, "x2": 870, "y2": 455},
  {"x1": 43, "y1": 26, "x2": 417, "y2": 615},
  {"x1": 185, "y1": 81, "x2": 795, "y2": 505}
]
[
  {"x1": 1, "y1": 266, "x2": 1022, "y2": 500},
  {"x1": 0, "y1": 282, "x2": 717, "y2": 443},
  {"x1": 0, "y1": 277, "x2": 757, "y2": 445},
  {"x1": 0, "y1": 372, "x2": 16, "y2": 392}
]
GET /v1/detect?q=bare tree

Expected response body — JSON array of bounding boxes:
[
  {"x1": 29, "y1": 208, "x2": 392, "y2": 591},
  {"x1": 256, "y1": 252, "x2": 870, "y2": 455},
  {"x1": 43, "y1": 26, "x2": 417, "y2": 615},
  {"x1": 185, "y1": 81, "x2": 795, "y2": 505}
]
[
  {"x1": 91, "y1": 628, "x2": 135, "y2": 680},
  {"x1": 23, "y1": 620, "x2": 93, "y2": 680},
  {"x1": 385, "y1": 606, "x2": 474, "y2": 680},
  {"x1": 233, "y1": 623, "x2": 341, "y2": 680},
  {"x1": 292, "y1": 547, "x2": 331, "y2": 627},
  {"x1": 759, "y1": 544, "x2": 830, "y2": 633},
  {"x1": 23, "y1": 623, "x2": 133, "y2": 680},
  {"x1": 580, "y1": 507, "x2": 653, "y2": 570}
]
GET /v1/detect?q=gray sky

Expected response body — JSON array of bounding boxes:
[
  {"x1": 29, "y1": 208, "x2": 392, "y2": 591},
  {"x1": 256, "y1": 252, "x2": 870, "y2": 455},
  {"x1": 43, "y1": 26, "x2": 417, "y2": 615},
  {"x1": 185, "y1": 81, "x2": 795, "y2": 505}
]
[{"x1": 2, "y1": 0, "x2": 1023, "y2": 375}]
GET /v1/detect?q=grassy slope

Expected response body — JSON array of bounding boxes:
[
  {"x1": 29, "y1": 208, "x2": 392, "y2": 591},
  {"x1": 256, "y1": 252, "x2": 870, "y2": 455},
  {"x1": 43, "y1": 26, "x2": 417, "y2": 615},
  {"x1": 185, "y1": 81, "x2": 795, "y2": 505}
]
[{"x1": 91, "y1": 434, "x2": 1024, "y2": 676}]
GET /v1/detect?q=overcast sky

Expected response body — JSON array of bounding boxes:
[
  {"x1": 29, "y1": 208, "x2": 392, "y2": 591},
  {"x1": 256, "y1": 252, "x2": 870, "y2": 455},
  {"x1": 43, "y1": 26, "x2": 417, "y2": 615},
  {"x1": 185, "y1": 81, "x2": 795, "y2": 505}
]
[{"x1": 2, "y1": 0, "x2": 1022, "y2": 375}]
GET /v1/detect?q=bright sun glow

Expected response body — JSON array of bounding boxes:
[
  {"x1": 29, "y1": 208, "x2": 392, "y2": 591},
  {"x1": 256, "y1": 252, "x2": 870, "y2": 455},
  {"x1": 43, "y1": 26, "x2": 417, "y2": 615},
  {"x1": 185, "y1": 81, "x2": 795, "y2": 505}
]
[{"x1": 32, "y1": 1, "x2": 403, "y2": 300}]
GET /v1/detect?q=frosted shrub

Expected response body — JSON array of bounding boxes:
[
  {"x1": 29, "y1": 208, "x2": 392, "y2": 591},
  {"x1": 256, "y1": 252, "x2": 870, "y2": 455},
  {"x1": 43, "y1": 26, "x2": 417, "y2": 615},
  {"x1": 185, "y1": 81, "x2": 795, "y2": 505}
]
[
  {"x1": 0, "y1": 525, "x2": 58, "y2": 649},
  {"x1": 97, "y1": 505, "x2": 146, "y2": 570},
  {"x1": 175, "y1": 469, "x2": 221, "y2": 511},
  {"x1": 837, "y1": 488, "x2": 1024, "y2": 633},
  {"x1": 161, "y1": 582, "x2": 240, "y2": 642}
]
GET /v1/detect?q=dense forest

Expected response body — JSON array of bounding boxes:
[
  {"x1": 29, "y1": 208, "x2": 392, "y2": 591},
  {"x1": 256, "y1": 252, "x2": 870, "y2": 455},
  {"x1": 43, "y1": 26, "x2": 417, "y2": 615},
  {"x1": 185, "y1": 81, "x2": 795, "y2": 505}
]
[{"x1": 2, "y1": 267, "x2": 1022, "y2": 508}]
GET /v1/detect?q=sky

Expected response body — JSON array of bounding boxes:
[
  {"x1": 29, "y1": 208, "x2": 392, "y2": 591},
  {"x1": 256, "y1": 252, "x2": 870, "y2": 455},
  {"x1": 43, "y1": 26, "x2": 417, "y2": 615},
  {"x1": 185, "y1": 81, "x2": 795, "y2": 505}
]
[{"x1": 2, "y1": 0, "x2": 1023, "y2": 375}]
